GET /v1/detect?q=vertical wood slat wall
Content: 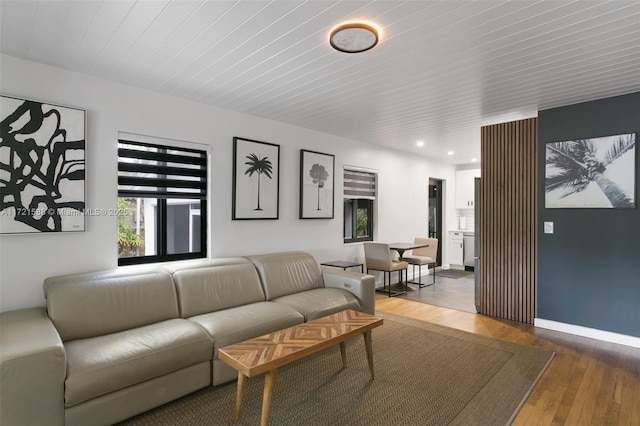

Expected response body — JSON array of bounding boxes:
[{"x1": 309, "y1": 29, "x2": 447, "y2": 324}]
[{"x1": 479, "y1": 118, "x2": 537, "y2": 324}]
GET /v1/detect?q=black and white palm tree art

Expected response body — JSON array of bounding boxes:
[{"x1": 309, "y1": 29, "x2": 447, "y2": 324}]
[
  {"x1": 545, "y1": 133, "x2": 635, "y2": 208},
  {"x1": 244, "y1": 154, "x2": 273, "y2": 211}
]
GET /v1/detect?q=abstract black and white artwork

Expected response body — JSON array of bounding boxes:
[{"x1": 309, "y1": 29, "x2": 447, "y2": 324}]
[
  {"x1": 232, "y1": 137, "x2": 280, "y2": 220},
  {"x1": 1, "y1": 95, "x2": 86, "y2": 233},
  {"x1": 545, "y1": 133, "x2": 636, "y2": 208},
  {"x1": 300, "y1": 150, "x2": 334, "y2": 219}
]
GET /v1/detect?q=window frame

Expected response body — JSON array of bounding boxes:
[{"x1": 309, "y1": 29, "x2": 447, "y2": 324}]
[
  {"x1": 343, "y1": 198, "x2": 374, "y2": 243},
  {"x1": 343, "y1": 167, "x2": 377, "y2": 244},
  {"x1": 118, "y1": 199, "x2": 207, "y2": 266},
  {"x1": 117, "y1": 136, "x2": 208, "y2": 266}
]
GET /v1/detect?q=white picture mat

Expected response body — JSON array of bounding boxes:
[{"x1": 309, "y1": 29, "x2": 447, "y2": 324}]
[
  {"x1": 233, "y1": 138, "x2": 279, "y2": 219},
  {"x1": 301, "y1": 150, "x2": 334, "y2": 219}
]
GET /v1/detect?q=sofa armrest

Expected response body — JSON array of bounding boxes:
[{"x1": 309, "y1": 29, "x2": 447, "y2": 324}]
[
  {"x1": 0, "y1": 307, "x2": 66, "y2": 426},
  {"x1": 321, "y1": 267, "x2": 376, "y2": 315}
]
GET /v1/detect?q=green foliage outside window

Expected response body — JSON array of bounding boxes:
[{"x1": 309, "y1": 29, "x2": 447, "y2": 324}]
[
  {"x1": 356, "y1": 207, "x2": 369, "y2": 237},
  {"x1": 344, "y1": 198, "x2": 373, "y2": 243},
  {"x1": 117, "y1": 197, "x2": 144, "y2": 257}
]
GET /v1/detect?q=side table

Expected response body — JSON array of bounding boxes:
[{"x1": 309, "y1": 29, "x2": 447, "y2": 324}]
[{"x1": 320, "y1": 260, "x2": 364, "y2": 273}]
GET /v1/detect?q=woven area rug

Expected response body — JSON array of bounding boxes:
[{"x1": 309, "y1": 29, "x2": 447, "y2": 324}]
[{"x1": 119, "y1": 313, "x2": 553, "y2": 426}]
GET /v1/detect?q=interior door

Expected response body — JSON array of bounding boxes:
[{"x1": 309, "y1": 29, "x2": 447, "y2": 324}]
[{"x1": 428, "y1": 178, "x2": 443, "y2": 266}]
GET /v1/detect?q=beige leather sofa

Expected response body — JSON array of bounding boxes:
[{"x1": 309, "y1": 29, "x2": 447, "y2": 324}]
[{"x1": 0, "y1": 251, "x2": 375, "y2": 426}]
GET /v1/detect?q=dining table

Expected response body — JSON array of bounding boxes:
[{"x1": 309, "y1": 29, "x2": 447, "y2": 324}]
[
  {"x1": 389, "y1": 242, "x2": 429, "y2": 258},
  {"x1": 376, "y1": 242, "x2": 429, "y2": 294}
]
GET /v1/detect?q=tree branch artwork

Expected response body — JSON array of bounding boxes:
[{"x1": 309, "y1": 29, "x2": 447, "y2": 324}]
[
  {"x1": 309, "y1": 163, "x2": 329, "y2": 210},
  {"x1": 300, "y1": 150, "x2": 334, "y2": 219},
  {"x1": 545, "y1": 133, "x2": 635, "y2": 208}
]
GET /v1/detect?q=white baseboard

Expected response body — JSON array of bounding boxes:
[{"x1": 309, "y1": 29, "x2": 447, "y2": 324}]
[{"x1": 534, "y1": 318, "x2": 640, "y2": 348}]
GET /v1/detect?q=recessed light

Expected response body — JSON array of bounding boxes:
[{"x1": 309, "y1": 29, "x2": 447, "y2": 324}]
[
  {"x1": 471, "y1": 158, "x2": 478, "y2": 162},
  {"x1": 416, "y1": 141, "x2": 424, "y2": 147},
  {"x1": 447, "y1": 151, "x2": 454, "y2": 156},
  {"x1": 329, "y1": 21, "x2": 380, "y2": 53}
]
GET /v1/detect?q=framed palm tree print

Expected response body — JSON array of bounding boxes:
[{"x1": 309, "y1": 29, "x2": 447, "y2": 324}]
[
  {"x1": 232, "y1": 137, "x2": 280, "y2": 220},
  {"x1": 300, "y1": 150, "x2": 335, "y2": 219},
  {"x1": 545, "y1": 133, "x2": 636, "y2": 208}
]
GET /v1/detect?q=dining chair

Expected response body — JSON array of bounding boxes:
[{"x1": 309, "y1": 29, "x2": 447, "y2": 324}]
[
  {"x1": 363, "y1": 242, "x2": 409, "y2": 297},
  {"x1": 400, "y1": 237, "x2": 438, "y2": 288}
]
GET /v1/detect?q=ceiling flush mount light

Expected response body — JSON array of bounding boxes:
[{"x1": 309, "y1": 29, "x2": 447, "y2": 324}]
[
  {"x1": 330, "y1": 21, "x2": 379, "y2": 53},
  {"x1": 447, "y1": 151, "x2": 454, "y2": 156},
  {"x1": 416, "y1": 140, "x2": 424, "y2": 147}
]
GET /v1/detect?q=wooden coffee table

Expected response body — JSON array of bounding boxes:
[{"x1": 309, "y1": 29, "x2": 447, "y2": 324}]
[{"x1": 218, "y1": 309, "x2": 383, "y2": 426}]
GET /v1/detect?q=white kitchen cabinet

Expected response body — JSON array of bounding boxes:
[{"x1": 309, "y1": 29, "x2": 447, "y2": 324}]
[
  {"x1": 455, "y1": 169, "x2": 480, "y2": 209},
  {"x1": 449, "y1": 231, "x2": 464, "y2": 265}
]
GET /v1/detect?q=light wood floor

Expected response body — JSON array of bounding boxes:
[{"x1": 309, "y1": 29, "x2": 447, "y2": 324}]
[{"x1": 375, "y1": 295, "x2": 640, "y2": 425}]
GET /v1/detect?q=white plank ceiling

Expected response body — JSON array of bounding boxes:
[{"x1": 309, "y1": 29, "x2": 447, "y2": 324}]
[{"x1": 1, "y1": 0, "x2": 639, "y2": 164}]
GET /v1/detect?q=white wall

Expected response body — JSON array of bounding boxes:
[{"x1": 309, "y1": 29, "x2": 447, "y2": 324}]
[{"x1": 0, "y1": 55, "x2": 457, "y2": 311}]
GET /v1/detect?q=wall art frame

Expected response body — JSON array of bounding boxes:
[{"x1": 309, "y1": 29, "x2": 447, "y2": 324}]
[
  {"x1": 232, "y1": 137, "x2": 280, "y2": 220},
  {"x1": 1, "y1": 94, "x2": 86, "y2": 234},
  {"x1": 299, "y1": 149, "x2": 335, "y2": 219},
  {"x1": 545, "y1": 132, "x2": 636, "y2": 209}
]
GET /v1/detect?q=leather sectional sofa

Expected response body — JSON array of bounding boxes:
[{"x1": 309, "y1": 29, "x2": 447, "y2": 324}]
[{"x1": 0, "y1": 251, "x2": 375, "y2": 426}]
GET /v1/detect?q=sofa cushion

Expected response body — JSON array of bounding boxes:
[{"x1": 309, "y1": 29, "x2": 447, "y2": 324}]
[
  {"x1": 246, "y1": 251, "x2": 324, "y2": 300},
  {"x1": 44, "y1": 269, "x2": 179, "y2": 342},
  {"x1": 64, "y1": 319, "x2": 212, "y2": 407},
  {"x1": 161, "y1": 257, "x2": 250, "y2": 274},
  {"x1": 273, "y1": 288, "x2": 361, "y2": 321},
  {"x1": 173, "y1": 263, "x2": 265, "y2": 318},
  {"x1": 187, "y1": 302, "x2": 304, "y2": 357}
]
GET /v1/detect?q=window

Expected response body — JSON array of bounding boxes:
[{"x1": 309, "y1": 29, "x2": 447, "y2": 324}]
[
  {"x1": 117, "y1": 137, "x2": 208, "y2": 265},
  {"x1": 343, "y1": 168, "x2": 376, "y2": 243}
]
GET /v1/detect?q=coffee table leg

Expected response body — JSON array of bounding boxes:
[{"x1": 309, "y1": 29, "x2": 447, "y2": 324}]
[
  {"x1": 363, "y1": 331, "x2": 374, "y2": 380},
  {"x1": 340, "y1": 342, "x2": 347, "y2": 368},
  {"x1": 261, "y1": 368, "x2": 278, "y2": 426},
  {"x1": 235, "y1": 372, "x2": 245, "y2": 420}
]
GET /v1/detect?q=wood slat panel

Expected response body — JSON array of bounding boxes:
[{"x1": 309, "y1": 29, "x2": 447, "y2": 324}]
[{"x1": 479, "y1": 117, "x2": 537, "y2": 323}]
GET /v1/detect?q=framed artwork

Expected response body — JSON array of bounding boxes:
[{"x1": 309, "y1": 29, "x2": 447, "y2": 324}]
[
  {"x1": 545, "y1": 132, "x2": 636, "y2": 208},
  {"x1": 299, "y1": 149, "x2": 335, "y2": 219},
  {"x1": 232, "y1": 137, "x2": 280, "y2": 220},
  {"x1": 1, "y1": 95, "x2": 86, "y2": 233}
]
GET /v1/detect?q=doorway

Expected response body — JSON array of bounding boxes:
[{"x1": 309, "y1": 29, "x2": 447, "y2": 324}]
[
  {"x1": 428, "y1": 178, "x2": 443, "y2": 266},
  {"x1": 400, "y1": 177, "x2": 475, "y2": 314}
]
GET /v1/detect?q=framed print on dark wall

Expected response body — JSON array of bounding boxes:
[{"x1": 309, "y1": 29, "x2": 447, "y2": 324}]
[
  {"x1": 300, "y1": 150, "x2": 335, "y2": 219},
  {"x1": 0, "y1": 95, "x2": 86, "y2": 234},
  {"x1": 232, "y1": 137, "x2": 280, "y2": 220},
  {"x1": 545, "y1": 132, "x2": 636, "y2": 208}
]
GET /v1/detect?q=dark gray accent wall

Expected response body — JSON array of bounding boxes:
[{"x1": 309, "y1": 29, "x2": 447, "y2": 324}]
[{"x1": 537, "y1": 92, "x2": 640, "y2": 337}]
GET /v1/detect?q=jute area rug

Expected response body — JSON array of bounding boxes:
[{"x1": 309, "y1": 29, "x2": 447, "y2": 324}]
[{"x1": 119, "y1": 312, "x2": 554, "y2": 426}]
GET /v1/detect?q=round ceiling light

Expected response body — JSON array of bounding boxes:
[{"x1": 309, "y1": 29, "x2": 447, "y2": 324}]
[{"x1": 329, "y1": 22, "x2": 379, "y2": 53}]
